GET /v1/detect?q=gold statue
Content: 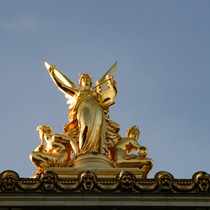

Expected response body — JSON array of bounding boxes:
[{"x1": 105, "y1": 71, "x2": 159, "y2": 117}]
[
  {"x1": 111, "y1": 126, "x2": 153, "y2": 178},
  {"x1": 30, "y1": 61, "x2": 153, "y2": 178},
  {"x1": 44, "y1": 61, "x2": 117, "y2": 156},
  {"x1": 30, "y1": 125, "x2": 78, "y2": 170}
]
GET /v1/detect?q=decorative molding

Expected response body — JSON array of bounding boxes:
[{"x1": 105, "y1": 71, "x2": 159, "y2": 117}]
[{"x1": 0, "y1": 170, "x2": 209, "y2": 193}]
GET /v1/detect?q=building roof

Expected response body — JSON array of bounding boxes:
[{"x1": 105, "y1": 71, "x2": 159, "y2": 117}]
[{"x1": 0, "y1": 170, "x2": 210, "y2": 208}]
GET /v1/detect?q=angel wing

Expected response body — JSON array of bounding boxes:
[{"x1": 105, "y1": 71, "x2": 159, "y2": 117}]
[
  {"x1": 97, "y1": 62, "x2": 117, "y2": 84},
  {"x1": 95, "y1": 62, "x2": 118, "y2": 108},
  {"x1": 44, "y1": 61, "x2": 78, "y2": 108}
]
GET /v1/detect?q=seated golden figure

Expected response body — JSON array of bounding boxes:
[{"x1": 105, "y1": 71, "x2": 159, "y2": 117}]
[
  {"x1": 112, "y1": 126, "x2": 153, "y2": 178},
  {"x1": 30, "y1": 125, "x2": 78, "y2": 170}
]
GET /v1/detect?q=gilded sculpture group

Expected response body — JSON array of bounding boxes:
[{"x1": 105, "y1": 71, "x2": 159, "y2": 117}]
[{"x1": 30, "y1": 61, "x2": 153, "y2": 177}]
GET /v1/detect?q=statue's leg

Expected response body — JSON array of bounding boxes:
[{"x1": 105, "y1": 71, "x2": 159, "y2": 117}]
[
  {"x1": 29, "y1": 151, "x2": 57, "y2": 169},
  {"x1": 53, "y1": 134, "x2": 79, "y2": 156},
  {"x1": 78, "y1": 107, "x2": 90, "y2": 150},
  {"x1": 70, "y1": 138, "x2": 79, "y2": 155},
  {"x1": 139, "y1": 159, "x2": 154, "y2": 178},
  {"x1": 115, "y1": 158, "x2": 153, "y2": 178},
  {"x1": 79, "y1": 125, "x2": 88, "y2": 150}
]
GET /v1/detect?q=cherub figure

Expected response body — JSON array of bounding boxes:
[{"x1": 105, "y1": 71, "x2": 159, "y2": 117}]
[
  {"x1": 112, "y1": 126, "x2": 153, "y2": 178},
  {"x1": 30, "y1": 125, "x2": 78, "y2": 171}
]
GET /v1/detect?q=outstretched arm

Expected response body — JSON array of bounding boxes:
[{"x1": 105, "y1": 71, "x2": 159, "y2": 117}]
[
  {"x1": 45, "y1": 61, "x2": 78, "y2": 96},
  {"x1": 125, "y1": 139, "x2": 148, "y2": 157}
]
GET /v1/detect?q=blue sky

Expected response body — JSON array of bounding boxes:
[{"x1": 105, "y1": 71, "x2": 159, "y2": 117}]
[{"x1": 0, "y1": 0, "x2": 209, "y2": 178}]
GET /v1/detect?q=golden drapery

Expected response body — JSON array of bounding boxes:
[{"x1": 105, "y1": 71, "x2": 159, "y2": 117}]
[{"x1": 72, "y1": 90, "x2": 108, "y2": 155}]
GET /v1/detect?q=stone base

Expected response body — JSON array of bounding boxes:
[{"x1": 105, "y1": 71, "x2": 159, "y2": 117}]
[
  {"x1": 31, "y1": 153, "x2": 145, "y2": 178},
  {"x1": 44, "y1": 166, "x2": 144, "y2": 179},
  {"x1": 72, "y1": 153, "x2": 116, "y2": 169}
]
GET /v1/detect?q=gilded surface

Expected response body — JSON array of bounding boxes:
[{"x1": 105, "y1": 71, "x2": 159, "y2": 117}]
[
  {"x1": 0, "y1": 170, "x2": 209, "y2": 193},
  {"x1": 30, "y1": 61, "x2": 153, "y2": 178}
]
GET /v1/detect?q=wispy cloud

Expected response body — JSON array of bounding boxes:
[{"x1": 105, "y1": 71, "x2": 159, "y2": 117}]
[{"x1": 0, "y1": 13, "x2": 43, "y2": 32}]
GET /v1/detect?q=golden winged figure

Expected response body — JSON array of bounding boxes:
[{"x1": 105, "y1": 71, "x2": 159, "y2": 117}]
[
  {"x1": 44, "y1": 61, "x2": 118, "y2": 156},
  {"x1": 30, "y1": 61, "x2": 153, "y2": 178}
]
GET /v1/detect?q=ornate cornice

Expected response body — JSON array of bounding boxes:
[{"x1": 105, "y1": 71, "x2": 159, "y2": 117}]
[{"x1": 0, "y1": 170, "x2": 209, "y2": 193}]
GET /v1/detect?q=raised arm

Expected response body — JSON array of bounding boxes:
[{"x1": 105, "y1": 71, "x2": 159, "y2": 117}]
[{"x1": 45, "y1": 61, "x2": 78, "y2": 96}]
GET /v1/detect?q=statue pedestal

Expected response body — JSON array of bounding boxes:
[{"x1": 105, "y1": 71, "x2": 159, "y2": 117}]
[
  {"x1": 31, "y1": 153, "x2": 145, "y2": 179},
  {"x1": 73, "y1": 153, "x2": 116, "y2": 169},
  {"x1": 46, "y1": 154, "x2": 144, "y2": 179},
  {"x1": 46, "y1": 167, "x2": 145, "y2": 179}
]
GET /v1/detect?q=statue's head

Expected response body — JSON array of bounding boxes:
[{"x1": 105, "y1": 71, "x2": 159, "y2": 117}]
[
  {"x1": 193, "y1": 171, "x2": 210, "y2": 192},
  {"x1": 37, "y1": 125, "x2": 52, "y2": 135},
  {"x1": 79, "y1": 171, "x2": 96, "y2": 191},
  {"x1": 79, "y1": 73, "x2": 92, "y2": 90},
  {"x1": 0, "y1": 170, "x2": 19, "y2": 191},
  {"x1": 36, "y1": 125, "x2": 52, "y2": 141},
  {"x1": 118, "y1": 171, "x2": 135, "y2": 191},
  {"x1": 126, "y1": 125, "x2": 140, "y2": 140}
]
